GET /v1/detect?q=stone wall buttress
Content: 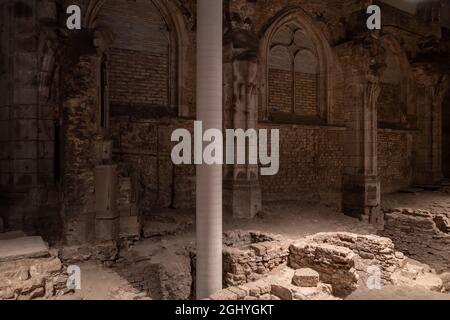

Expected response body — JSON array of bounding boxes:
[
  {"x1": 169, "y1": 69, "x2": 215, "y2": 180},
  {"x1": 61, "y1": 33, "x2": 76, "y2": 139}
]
[{"x1": 337, "y1": 37, "x2": 385, "y2": 225}]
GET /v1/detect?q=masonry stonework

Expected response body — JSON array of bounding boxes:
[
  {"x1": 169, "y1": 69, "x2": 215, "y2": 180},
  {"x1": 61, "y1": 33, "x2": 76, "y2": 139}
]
[{"x1": 0, "y1": 0, "x2": 448, "y2": 281}]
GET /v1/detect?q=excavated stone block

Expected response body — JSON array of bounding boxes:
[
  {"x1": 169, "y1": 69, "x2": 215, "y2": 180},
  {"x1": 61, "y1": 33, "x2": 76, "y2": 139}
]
[
  {"x1": 95, "y1": 218, "x2": 119, "y2": 242},
  {"x1": 289, "y1": 241, "x2": 358, "y2": 297},
  {"x1": 120, "y1": 215, "x2": 141, "y2": 240},
  {"x1": 0, "y1": 236, "x2": 49, "y2": 263},
  {"x1": 222, "y1": 230, "x2": 290, "y2": 287},
  {"x1": 292, "y1": 268, "x2": 320, "y2": 288},
  {"x1": 308, "y1": 232, "x2": 399, "y2": 283}
]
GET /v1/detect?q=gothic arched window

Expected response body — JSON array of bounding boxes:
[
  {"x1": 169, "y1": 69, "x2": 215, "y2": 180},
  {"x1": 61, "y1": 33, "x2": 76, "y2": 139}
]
[
  {"x1": 97, "y1": 0, "x2": 176, "y2": 117},
  {"x1": 267, "y1": 22, "x2": 321, "y2": 119}
]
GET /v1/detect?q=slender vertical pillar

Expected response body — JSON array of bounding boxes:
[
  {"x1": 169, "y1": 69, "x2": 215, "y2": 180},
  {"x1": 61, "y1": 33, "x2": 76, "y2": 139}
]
[
  {"x1": 337, "y1": 39, "x2": 384, "y2": 226},
  {"x1": 196, "y1": 0, "x2": 223, "y2": 299}
]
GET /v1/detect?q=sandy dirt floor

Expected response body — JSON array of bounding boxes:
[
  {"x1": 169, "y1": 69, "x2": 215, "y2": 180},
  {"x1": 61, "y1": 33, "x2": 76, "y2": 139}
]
[{"x1": 57, "y1": 191, "x2": 450, "y2": 300}]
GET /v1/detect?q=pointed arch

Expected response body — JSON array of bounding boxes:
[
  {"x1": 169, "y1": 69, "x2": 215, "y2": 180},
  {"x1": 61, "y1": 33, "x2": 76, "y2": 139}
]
[
  {"x1": 378, "y1": 34, "x2": 415, "y2": 127},
  {"x1": 259, "y1": 8, "x2": 334, "y2": 122},
  {"x1": 94, "y1": 0, "x2": 191, "y2": 116}
]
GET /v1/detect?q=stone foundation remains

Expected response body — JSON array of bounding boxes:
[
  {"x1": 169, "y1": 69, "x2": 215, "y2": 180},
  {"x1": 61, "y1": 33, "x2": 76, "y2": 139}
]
[
  {"x1": 381, "y1": 208, "x2": 450, "y2": 273},
  {"x1": 0, "y1": 235, "x2": 69, "y2": 300},
  {"x1": 222, "y1": 231, "x2": 290, "y2": 287},
  {"x1": 213, "y1": 231, "x2": 445, "y2": 300}
]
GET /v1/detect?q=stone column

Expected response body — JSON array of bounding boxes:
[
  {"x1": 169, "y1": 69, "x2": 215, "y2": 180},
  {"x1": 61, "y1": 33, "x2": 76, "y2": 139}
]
[
  {"x1": 223, "y1": 60, "x2": 262, "y2": 219},
  {"x1": 223, "y1": 1, "x2": 262, "y2": 219},
  {"x1": 337, "y1": 39, "x2": 385, "y2": 226},
  {"x1": 196, "y1": 0, "x2": 223, "y2": 300},
  {"x1": 61, "y1": 53, "x2": 101, "y2": 244}
]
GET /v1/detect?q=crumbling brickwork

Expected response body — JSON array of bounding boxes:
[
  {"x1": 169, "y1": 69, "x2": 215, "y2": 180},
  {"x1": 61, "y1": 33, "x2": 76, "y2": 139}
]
[
  {"x1": 381, "y1": 208, "x2": 450, "y2": 273},
  {"x1": 222, "y1": 231, "x2": 290, "y2": 287},
  {"x1": 109, "y1": 49, "x2": 169, "y2": 107},
  {"x1": 378, "y1": 131, "x2": 414, "y2": 193}
]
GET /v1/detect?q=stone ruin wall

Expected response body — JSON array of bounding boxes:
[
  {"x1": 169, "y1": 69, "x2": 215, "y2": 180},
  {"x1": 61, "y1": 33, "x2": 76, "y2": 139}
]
[
  {"x1": 210, "y1": 231, "x2": 417, "y2": 300},
  {"x1": 222, "y1": 231, "x2": 290, "y2": 287},
  {"x1": 378, "y1": 131, "x2": 414, "y2": 194},
  {"x1": 259, "y1": 124, "x2": 345, "y2": 205},
  {"x1": 381, "y1": 208, "x2": 450, "y2": 273}
]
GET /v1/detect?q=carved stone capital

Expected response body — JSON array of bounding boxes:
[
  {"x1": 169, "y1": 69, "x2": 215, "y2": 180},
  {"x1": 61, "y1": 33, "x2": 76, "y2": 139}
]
[{"x1": 93, "y1": 28, "x2": 114, "y2": 56}]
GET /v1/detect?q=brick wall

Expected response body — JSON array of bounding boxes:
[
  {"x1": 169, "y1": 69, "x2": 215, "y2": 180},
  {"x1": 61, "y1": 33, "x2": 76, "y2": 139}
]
[
  {"x1": 268, "y1": 69, "x2": 292, "y2": 113},
  {"x1": 295, "y1": 72, "x2": 318, "y2": 116},
  {"x1": 259, "y1": 123, "x2": 345, "y2": 203},
  {"x1": 98, "y1": 0, "x2": 171, "y2": 108},
  {"x1": 109, "y1": 48, "x2": 168, "y2": 107},
  {"x1": 377, "y1": 83, "x2": 403, "y2": 124},
  {"x1": 111, "y1": 118, "x2": 196, "y2": 212},
  {"x1": 268, "y1": 69, "x2": 318, "y2": 116},
  {"x1": 101, "y1": 0, "x2": 197, "y2": 213},
  {"x1": 378, "y1": 131, "x2": 413, "y2": 193}
]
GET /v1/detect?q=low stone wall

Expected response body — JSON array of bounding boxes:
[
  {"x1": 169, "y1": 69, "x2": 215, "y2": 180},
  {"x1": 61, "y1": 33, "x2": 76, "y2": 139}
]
[
  {"x1": 210, "y1": 268, "x2": 336, "y2": 301},
  {"x1": 381, "y1": 208, "x2": 450, "y2": 273},
  {"x1": 222, "y1": 231, "x2": 290, "y2": 287},
  {"x1": 309, "y1": 232, "x2": 399, "y2": 284},
  {"x1": 289, "y1": 240, "x2": 358, "y2": 297},
  {"x1": 289, "y1": 232, "x2": 405, "y2": 297},
  {"x1": 0, "y1": 256, "x2": 68, "y2": 300},
  {"x1": 59, "y1": 241, "x2": 119, "y2": 266},
  {"x1": 217, "y1": 231, "x2": 405, "y2": 299}
]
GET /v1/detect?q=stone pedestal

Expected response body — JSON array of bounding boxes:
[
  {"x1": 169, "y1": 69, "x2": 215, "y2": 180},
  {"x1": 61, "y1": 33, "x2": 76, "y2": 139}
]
[
  {"x1": 342, "y1": 174, "x2": 382, "y2": 225},
  {"x1": 94, "y1": 164, "x2": 119, "y2": 242},
  {"x1": 224, "y1": 179, "x2": 262, "y2": 219}
]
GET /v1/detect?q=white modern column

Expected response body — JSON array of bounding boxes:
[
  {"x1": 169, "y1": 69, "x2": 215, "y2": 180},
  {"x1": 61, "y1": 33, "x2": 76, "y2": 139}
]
[{"x1": 196, "y1": 0, "x2": 223, "y2": 299}]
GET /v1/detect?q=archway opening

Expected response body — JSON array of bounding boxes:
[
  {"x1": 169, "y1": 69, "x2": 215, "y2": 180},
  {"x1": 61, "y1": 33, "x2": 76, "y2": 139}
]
[{"x1": 96, "y1": 0, "x2": 194, "y2": 214}]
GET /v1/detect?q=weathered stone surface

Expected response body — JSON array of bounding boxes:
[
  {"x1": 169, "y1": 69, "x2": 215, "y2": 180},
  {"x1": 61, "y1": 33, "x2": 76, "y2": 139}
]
[
  {"x1": 210, "y1": 266, "x2": 337, "y2": 301},
  {"x1": 309, "y1": 232, "x2": 400, "y2": 284},
  {"x1": 119, "y1": 215, "x2": 141, "y2": 240},
  {"x1": 391, "y1": 259, "x2": 443, "y2": 292},
  {"x1": 143, "y1": 221, "x2": 180, "y2": 238},
  {"x1": 0, "y1": 237, "x2": 49, "y2": 263},
  {"x1": 289, "y1": 240, "x2": 358, "y2": 297},
  {"x1": 116, "y1": 249, "x2": 193, "y2": 300},
  {"x1": 222, "y1": 230, "x2": 290, "y2": 287},
  {"x1": 381, "y1": 208, "x2": 450, "y2": 272},
  {"x1": 0, "y1": 231, "x2": 26, "y2": 240},
  {"x1": 440, "y1": 273, "x2": 450, "y2": 292},
  {"x1": 210, "y1": 289, "x2": 239, "y2": 301},
  {"x1": 59, "y1": 242, "x2": 118, "y2": 264},
  {"x1": 292, "y1": 268, "x2": 320, "y2": 288},
  {"x1": 0, "y1": 256, "x2": 67, "y2": 300}
]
